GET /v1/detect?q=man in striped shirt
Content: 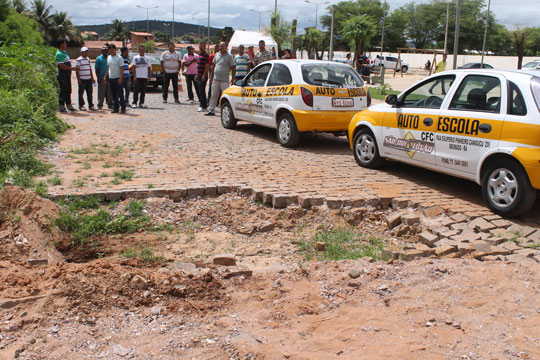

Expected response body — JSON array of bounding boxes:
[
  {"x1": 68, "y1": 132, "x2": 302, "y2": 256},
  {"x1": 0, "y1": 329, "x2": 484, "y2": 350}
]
[
  {"x1": 74, "y1": 47, "x2": 95, "y2": 111},
  {"x1": 121, "y1": 47, "x2": 131, "y2": 105},
  {"x1": 234, "y1": 45, "x2": 250, "y2": 82},
  {"x1": 196, "y1": 42, "x2": 209, "y2": 112}
]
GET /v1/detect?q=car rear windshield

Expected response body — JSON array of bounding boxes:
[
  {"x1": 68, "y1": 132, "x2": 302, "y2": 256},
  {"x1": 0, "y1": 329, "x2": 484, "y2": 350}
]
[
  {"x1": 301, "y1": 64, "x2": 364, "y2": 88},
  {"x1": 531, "y1": 77, "x2": 540, "y2": 112}
]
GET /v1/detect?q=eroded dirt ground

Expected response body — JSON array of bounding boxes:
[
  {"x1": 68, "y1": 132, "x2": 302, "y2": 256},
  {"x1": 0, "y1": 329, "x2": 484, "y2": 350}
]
[{"x1": 1, "y1": 187, "x2": 540, "y2": 359}]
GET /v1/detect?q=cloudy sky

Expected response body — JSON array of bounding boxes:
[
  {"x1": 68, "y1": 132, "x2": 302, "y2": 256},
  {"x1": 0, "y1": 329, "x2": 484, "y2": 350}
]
[{"x1": 47, "y1": 0, "x2": 538, "y2": 30}]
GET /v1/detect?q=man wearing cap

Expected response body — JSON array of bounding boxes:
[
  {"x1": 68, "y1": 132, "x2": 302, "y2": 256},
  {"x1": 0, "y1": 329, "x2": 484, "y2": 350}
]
[
  {"x1": 95, "y1": 45, "x2": 112, "y2": 110},
  {"x1": 74, "y1": 46, "x2": 96, "y2": 111},
  {"x1": 254, "y1": 40, "x2": 272, "y2": 66},
  {"x1": 160, "y1": 42, "x2": 181, "y2": 104},
  {"x1": 55, "y1": 38, "x2": 75, "y2": 113},
  {"x1": 181, "y1": 45, "x2": 199, "y2": 104}
]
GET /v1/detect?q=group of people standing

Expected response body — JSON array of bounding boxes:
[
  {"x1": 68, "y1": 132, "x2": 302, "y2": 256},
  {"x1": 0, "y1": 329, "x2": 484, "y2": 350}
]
[{"x1": 54, "y1": 38, "x2": 277, "y2": 116}]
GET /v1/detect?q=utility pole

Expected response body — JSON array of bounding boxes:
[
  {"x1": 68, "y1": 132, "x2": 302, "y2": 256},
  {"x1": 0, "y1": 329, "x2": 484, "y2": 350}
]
[
  {"x1": 452, "y1": 0, "x2": 462, "y2": 69},
  {"x1": 136, "y1": 5, "x2": 159, "y2": 34},
  {"x1": 250, "y1": 10, "x2": 271, "y2": 31},
  {"x1": 480, "y1": 0, "x2": 491, "y2": 66},
  {"x1": 172, "y1": 0, "x2": 175, "y2": 42},
  {"x1": 275, "y1": 0, "x2": 277, "y2": 13},
  {"x1": 329, "y1": 5, "x2": 335, "y2": 61},
  {"x1": 444, "y1": 2, "x2": 449, "y2": 54},
  {"x1": 163, "y1": 23, "x2": 170, "y2": 42},
  {"x1": 305, "y1": 0, "x2": 330, "y2": 30},
  {"x1": 207, "y1": 0, "x2": 211, "y2": 44},
  {"x1": 380, "y1": 0, "x2": 386, "y2": 58}
]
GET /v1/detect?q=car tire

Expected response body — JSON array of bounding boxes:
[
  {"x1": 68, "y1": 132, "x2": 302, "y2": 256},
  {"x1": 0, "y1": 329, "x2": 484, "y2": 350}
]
[
  {"x1": 352, "y1": 128, "x2": 384, "y2": 169},
  {"x1": 277, "y1": 113, "x2": 300, "y2": 147},
  {"x1": 481, "y1": 158, "x2": 537, "y2": 217},
  {"x1": 401, "y1": 65, "x2": 408, "y2": 73},
  {"x1": 221, "y1": 101, "x2": 237, "y2": 129}
]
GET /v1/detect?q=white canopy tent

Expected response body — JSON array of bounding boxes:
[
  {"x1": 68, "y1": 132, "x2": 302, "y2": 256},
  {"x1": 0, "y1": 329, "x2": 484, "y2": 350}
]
[{"x1": 227, "y1": 30, "x2": 277, "y2": 54}]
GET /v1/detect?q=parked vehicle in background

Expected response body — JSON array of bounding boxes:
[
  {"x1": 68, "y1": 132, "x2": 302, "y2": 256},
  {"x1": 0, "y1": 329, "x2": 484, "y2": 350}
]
[
  {"x1": 220, "y1": 60, "x2": 370, "y2": 147},
  {"x1": 458, "y1": 63, "x2": 494, "y2": 69},
  {"x1": 522, "y1": 60, "x2": 540, "y2": 70},
  {"x1": 379, "y1": 56, "x2": 409, "y2": 73},
  {"x1": 348, "y1": 69, "x2": 540, "y2": 217}
]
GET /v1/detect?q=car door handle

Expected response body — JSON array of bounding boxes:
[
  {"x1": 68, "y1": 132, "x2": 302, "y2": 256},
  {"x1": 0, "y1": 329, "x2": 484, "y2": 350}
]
[
  {"x1": 423, "y1": 117, "x2": 433, "y2": 126},
  {"x1": 479, "y1": 123, "x2": 492, "y2": 133}
]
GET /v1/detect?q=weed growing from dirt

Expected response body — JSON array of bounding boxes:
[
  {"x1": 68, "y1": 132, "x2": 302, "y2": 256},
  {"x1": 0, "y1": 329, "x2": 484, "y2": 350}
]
[
  {"x1": 55, "y1": 198, "x2": 173, "y2": 248},
  {"x1": 121, "y1": 246, "x2": 164, "y2": 262},
  {"x1": 299, "y1": 226, "x2": 387, "y2": 261},
  {"x1": 113, "y1": 169, "x2": 134, "y2": 182},
  {"x1": 47, "y1": 174, "x2": 62, "y2": 186}
]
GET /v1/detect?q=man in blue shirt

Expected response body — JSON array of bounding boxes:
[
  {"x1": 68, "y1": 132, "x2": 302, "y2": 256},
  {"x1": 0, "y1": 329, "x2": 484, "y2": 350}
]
[
  {"x1": 55, "y1": 38, "x2": 75, "y2": 112},
  {"x1": 94, "y1": 45, "x2": 112, "y2": 109}
]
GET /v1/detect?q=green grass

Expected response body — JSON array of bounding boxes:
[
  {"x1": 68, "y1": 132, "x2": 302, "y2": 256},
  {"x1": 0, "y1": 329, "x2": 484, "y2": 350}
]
[
  {"x1": 369, "y1": 87, "x2": 400, "y2": 101},
  {"x1": 121, "y1": 246, "x2": 163, "y2": 262},
  {"x1": 47, "y1": 174, "x2": 62, "y2": 186},
  {"x1": 113, "y1": 169, "x2": 134, "y2": 181},
  {"x1": 299, "y1": 226, "x2": 387, "y2": 261}
]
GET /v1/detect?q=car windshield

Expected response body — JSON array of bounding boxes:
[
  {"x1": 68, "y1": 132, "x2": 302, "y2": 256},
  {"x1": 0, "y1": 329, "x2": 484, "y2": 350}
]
[
  {"x1": 147, "y1": 55, "x2": 161, "y2": 65},
  {"x1": 301, "y1": 64, "x2": 364, "y2": 88},
  {"x1": 523, "y1": 61, "x2": 540, "y2": 69}
]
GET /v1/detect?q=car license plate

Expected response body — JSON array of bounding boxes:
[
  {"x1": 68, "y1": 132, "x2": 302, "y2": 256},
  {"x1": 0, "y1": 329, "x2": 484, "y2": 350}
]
[
  {"x1": 332, "y1": 98, "x2": 354, "y2": 107},
  {"x1": 151, "y1": 77, "x2": 156, "y2": 81}
]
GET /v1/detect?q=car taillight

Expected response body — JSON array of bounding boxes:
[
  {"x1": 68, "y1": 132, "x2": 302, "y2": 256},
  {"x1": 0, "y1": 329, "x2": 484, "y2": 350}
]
[
  {"x1": 301, "y1": 86, "x2": 313, "y2": 107},
  {"x1": 367, "y1": 89, "x2": 372, "y2": 107}
]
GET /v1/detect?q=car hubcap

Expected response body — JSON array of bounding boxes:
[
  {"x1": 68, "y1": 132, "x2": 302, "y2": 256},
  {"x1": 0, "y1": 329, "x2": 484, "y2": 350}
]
[
  {"x1": 222, "y1": 106, "x2": 230, "y2": 125},
  {"x1": 279, "y1": 119, "x2": 291, "y2": 142},
  {"x1": 487, "y1": 168, "x2": 518, "y2": 208},
  {"x1": 355, "y1": 134, "x2": 376, "y2": 163}
]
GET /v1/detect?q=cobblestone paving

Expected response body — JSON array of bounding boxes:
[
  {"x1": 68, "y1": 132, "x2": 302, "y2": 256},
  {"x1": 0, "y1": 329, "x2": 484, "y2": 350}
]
[{"x1": 43, "y1": 86, "x2": 540, "y2": 226}]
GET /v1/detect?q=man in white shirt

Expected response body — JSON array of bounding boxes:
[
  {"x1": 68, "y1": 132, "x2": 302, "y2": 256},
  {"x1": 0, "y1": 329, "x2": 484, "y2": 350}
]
[
  {"x1": 131, "y1": 45, "x2": 152, "y2": 108},
  {"x1": 160, "y1": 42, "x2": 181, "y2": 104},
  {"x1": 105, "y1": 43, "x2": 125, "y2": 113},
  {"x1": 373, "y1": 55, "x2": 381, "y2": 67},
  {"x1": 74, "y1": 47, "x2": 96, "y2": 111}
]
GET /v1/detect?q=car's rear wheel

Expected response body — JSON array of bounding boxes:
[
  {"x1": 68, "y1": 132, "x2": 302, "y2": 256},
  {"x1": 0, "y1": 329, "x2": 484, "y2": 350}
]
[
  {"x1": 277, "y1": 113, "x2": 300, "y2": 147},
  {"x1": 401, "y1": 65, "x2": 408, "y2": 73},
  {"x1": 221, "y1": 101, "x2": 237, "y2": 129},
  {"x1": 352, "y1": 128, "x2": 383, "y2": 169},
  {"x1": 481, "y1": 158, "x2": 537, "y2": 217}
]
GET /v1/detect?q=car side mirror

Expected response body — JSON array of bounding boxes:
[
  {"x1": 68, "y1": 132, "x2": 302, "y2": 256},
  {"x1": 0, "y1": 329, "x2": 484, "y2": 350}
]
[
  {"x1": 235, "y1": 79, "x2": 243, "y2": 87},
  {"x1": 385, "y1": 94, "x2": 398, "y2": 106}
]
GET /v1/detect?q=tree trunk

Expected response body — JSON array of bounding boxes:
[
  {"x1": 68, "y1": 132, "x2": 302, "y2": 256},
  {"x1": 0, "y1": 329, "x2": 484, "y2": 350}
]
[
  {"x1": 291, "y1": 19, "x2": 297, "y2": 58},
  {"x1": 513, "y1": 32, "x2": 526, "y2": 69}
]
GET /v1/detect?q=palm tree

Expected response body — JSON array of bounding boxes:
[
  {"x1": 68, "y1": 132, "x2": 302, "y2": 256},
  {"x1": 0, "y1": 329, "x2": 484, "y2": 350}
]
[
  {"x1": 10, "y1": 0, "x2": 27, "y2": 13},
  {"x1": 30, "y1": 0, "x2": 53, "y2": 42},
  {"x1": 341, "y1": 16, "x2": 377, "y2": 63},
  {"x1": 50, "y1": 11, "x2": 80, "y2": 44},
  {"x1": 107, "y1": 19, "x2": 129, "y2": 46}
]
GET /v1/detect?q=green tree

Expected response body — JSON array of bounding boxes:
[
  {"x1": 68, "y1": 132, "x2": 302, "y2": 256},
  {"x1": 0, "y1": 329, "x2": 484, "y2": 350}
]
[
  {"x1": 304, "y1": 27, "x2": 323, "y2": 59},
  {"x1": 217, "y1": 26, "x2": 234, "y2": 43},
  {"x1": 321, "y1": 0, "x2": 384, "y2": 51},
  {"x1": 50, "y1": 11, "x2": 80, "y2": 44},
  {"x1": 512, "y1": 26, "x2": 531, "y2": 69},
  {"x1": 106, "y1": 19, "x2": 129, "y2": 45},
  {"x1": 341, "y1": 16, "x2": 377, "y2": 61},
  {"x1": 382, "y1": 8, "x2": 408, "y2": 52},
  {"x1": 30, "y1": 0, "x2": 52, "y2": 42},
  {"x1": 269, "y1": 12, "x2": 291, "y2": 53},
  {"x1": 0, "y1": 0, "x2": 9, "y2": 21},
  {"x1": 10, "y1": 0, "x2": 26, "y2": 13},
  {"x1": 524, "y1": 27, "x2": 540, "y2": 57},
  {"x1": 0, "y1": 8, "x2": 43, "y2": 45},
  {"x1": 401, "y1": 2, "x2": 440, "y2": 49}
]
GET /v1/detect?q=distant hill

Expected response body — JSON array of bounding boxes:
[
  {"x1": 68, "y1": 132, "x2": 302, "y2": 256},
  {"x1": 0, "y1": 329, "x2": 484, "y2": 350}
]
[{"x1": 77, "y1": 20, "x2": 220, "y2": 39}]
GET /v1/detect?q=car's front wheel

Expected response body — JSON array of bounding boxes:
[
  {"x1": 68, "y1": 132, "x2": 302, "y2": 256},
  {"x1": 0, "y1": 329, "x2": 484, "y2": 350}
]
[
  {"x1": 401, "y1": 65, "x2": 408, "y2": 73},
  {"x1": 352, "y1": 128, "x2": 384, "y2": 169},
  {"x1": 221, "y1": 101, "x2": 237, "y2": 129},
  {"x1": 277, "y1": 113, "x2": 300, "y2": 147},
  {"x1": 481, "y1": 158, "x2": 537, "y2": 217}
]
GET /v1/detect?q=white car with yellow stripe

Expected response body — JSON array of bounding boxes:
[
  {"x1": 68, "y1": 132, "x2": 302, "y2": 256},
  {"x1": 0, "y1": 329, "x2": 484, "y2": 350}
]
[
  {"x1": 220, "y1": 60, "x2": 370, "y2": 147},
  {"x1": 348, "y1": 69, "x2": 540, "y2": 217}
]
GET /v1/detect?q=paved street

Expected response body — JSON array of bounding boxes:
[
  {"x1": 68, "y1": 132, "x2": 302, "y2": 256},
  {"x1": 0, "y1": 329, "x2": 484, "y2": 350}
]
[{"x1": 44, "y1": 83, "x2": 540, "y2": 224}]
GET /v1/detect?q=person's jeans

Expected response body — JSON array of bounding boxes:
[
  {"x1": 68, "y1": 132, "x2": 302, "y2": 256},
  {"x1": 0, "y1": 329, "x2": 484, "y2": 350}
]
[
  {"x1": 78, "y1": 79, "x2": 94, "y2": 108},
  {"x1": 163, "y1": 73, "x2": 179, "y2": 101},
  {"x1": 57, "y1": 74, "x2": 72, "y2": 106},
  {"x1": 122, "y1": 77, "x2": 131, "y2": 105},
  {"x1": 208, "y1": 80, "x2": 230, "y2": 113},
  {"x1": 197, "y1": 75, "x2": 207, "y2": 109},
  {"x1": 109, "y1": 78, "x2": 125, "y2": 111},
  {"x1": 185, "y1": 73, "x2": 198, "y2": 101},
  {"x1": 133, "y1": 78, "x2": 148, "y2": 105},
  {"x1": 97, "y1": 77, "x2": 112, "y2": 108}
]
